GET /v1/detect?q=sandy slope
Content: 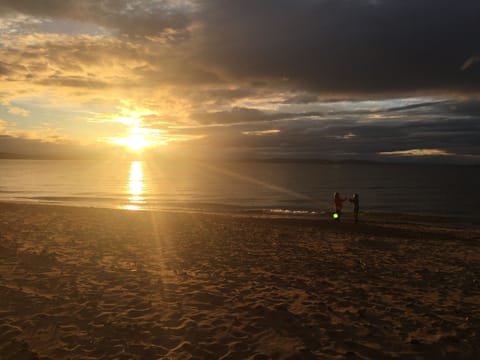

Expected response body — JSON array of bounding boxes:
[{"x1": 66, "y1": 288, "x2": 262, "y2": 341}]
[{"x1": 0, "y1": 203, "x2": 479, "y2": 359}]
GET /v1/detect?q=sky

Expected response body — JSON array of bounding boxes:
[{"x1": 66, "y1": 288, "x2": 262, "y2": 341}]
[{"x1": 0, "y1": 0, "x2": 479, "y2": 163}]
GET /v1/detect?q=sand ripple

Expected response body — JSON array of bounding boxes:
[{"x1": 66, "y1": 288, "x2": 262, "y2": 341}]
[{"x1": 0, "y1": 203, "x2": 479, "y2": 359}]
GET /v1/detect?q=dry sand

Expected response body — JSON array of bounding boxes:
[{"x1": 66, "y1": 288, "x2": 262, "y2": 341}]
[{"x1": 0, "y1": 202, "x2": 479, "y2": 359}]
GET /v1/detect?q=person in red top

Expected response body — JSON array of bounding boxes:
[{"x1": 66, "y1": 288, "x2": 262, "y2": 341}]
[{"x1": 333, "y1": 192, "x2": 347, "y2": 220}]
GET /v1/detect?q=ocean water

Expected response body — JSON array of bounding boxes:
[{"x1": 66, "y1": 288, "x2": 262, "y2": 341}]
[{"x1": 0, "y1": 159, "x2": 478, "y2": 223}]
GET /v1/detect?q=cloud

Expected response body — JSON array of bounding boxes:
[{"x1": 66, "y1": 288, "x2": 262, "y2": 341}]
[
  {"x1": 242, "y1": 129, "x2": 280, "y2": 136},
  {"x1": 0, "y1": 61, "x2": 10, "y2": 75},
  {"x1": 0, "y1": 0, "x2": 194, "y2": 38},
  {"x1": 0, "y1": 118, "x2": 7, "y2": 131},
  {"x1": 282, "y1": 94, "x2": 320, "y2": 104},
  {"x1": 197, "y1": 0, "x2": 480, "y2": 97},
  {"x1": 189, "y1": 107, "x2": 329, "y2": 126},
  {"x1": 0, "y1": 132, "x2": 116, "y2": 158},
  {"x1": 190, "y1": 107, "x2": 277, "y2": 125},
  {"x1": 175, "y1": 100, "x2": 480, "y2": 161},
  {"x1": 331, "y1": 132, "x2": 356, "y2": 140},
  {"x1": 379, "y1": 149, "x2": 453, "y2": 157},
  {"x1": 8, "y1": 106, "x2": 30, "y2": 116},
  {"x1": 3, "y1": 0, "x2": 480, "y2": 98},
  {"x1": 0, "y1": 31, "x2": 225, "y2": 105},
  {"x1": 461, "y1": 54, "x2": 480, "y2": 71},
  {"x1": 1, "y1": 1, "x2": 480, "y2": 163}
]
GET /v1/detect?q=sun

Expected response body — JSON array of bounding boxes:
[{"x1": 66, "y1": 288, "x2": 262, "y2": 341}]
[
  {"x1": 108, "y1": 120, "x2": 166, "y2": 153},
  {"x1": 112, "y1": 133, "x2": 155, "y2": 152},
  {"x1": 123, "y1": 134, "x2": 153, "y2": 152}
]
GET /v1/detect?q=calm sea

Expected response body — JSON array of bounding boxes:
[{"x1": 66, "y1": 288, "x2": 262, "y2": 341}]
[{"x1": 0, "y1": 159, "x2": 478, "y2": 223}]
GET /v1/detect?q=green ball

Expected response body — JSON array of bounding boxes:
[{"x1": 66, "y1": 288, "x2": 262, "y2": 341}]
[{"x1": 333, "y1": 212, "x2": 339, "y2": 219}]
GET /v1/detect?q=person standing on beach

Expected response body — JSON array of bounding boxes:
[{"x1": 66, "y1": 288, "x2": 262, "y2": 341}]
[
  {"x1": 333, "y1": 192, "x2": 347, "y2": 220},
  {"x1": 349, "y1": 193, "x2": 359, "y2": 223}
]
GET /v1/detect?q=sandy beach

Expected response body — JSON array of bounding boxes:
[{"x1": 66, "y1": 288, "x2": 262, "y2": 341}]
[{"x1": 0, "y1": 202, "x2": 479, "y2": 359}]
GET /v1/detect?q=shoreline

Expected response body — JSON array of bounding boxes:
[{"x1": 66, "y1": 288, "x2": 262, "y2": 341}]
[
  {"x1": 1, "y1": 202, "x2": 479, "y2": 358},
  {"x1": 1, "y1": 199, "x2": 478, "y2": 229}
]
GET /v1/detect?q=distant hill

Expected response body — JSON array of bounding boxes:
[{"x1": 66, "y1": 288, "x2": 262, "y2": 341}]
[
  {"x1": 240, "y1": 158, "x2": 378, "y2": 164},
  {"x1": 0, "y1": 152, "x2": 36, "y2": 159},
  {"x1": 0, "y1": 153, "x2": 477, "y2": 166},
  {"x1": 0, "y1": 152, "x2": 97, "y2": 160},
  {"x1": 235, "y1": 157, "x2": 479, "y2": 166}
]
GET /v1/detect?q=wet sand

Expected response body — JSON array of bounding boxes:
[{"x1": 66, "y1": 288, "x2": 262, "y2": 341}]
[{"x1": 0, "y1": 202, "x2": 479, "y2": 359}]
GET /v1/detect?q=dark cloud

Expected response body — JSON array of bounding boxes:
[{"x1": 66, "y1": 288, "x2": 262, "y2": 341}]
[
  {"x1": 0, "y1": 61, "x2": 9, "y2": 76},
  {"x1": 198, "y1": 0, "x2": 480, "y2": 97},
  {"x1": 182, "y1": 88, "x2": 258, "y2": 107},
  {"x1": 38, "y1": 75, "x2": 109, "y2": 88},
  {"x1": 191, "y1": 108, "x2": 269, "y2": 125},
  {"x1": 461, "y1": 54, "x2": 480, "y2": 71},
  {"x1": 2, "y1": 0, "x2": 480, "y2": 163},
  {"x1": 385, "y1": 101, "x2": 452, "y2": 113},
  {"x1": 190, "y1": 98, "x2": 480, "y2": 127},
  {"x1": 0, "y1": 134, "x2": 109, "y2": 158},
  {"x1": 179, "y1": 99, "x2": 480, "y2": 161},
  {"x1": 190, "y1": 107, "x2": 281, "y2": 125},
  {"x1": 3, "y1": 1, "x2": 480, "y2": 97},
  {"x1": 190, "y1": 107, "x2": 325, "y2": 125},
  {"x1": 282, "y1": 94, "x2": 320, "y2": 104},
  {"x1": 436, "y1": 99, "x2": 480, "y2": 117}
]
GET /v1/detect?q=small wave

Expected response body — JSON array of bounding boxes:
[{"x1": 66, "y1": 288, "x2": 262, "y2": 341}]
[
  {"x1": 267, "y1": 208, "x2": 321, "y2": 216},
  {"x1": 0, "y1": 190, "x2": 33, "y2": 194},
  {"x1": 18, "y1": 196, "x2": 120, "y2": 203}
]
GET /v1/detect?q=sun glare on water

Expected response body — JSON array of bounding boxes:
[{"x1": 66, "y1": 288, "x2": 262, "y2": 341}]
[{"x1": 124, "y1": 160, "x2": 145, "y2": 211}]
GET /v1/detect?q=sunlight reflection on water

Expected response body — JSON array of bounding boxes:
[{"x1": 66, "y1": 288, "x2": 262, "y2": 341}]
[
  {"x1": 0, "y1": 159, "x2": 478, "y2": 220},
  {"x1": 125, "y1": 161, "x2": 145, "y2": 210}
]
